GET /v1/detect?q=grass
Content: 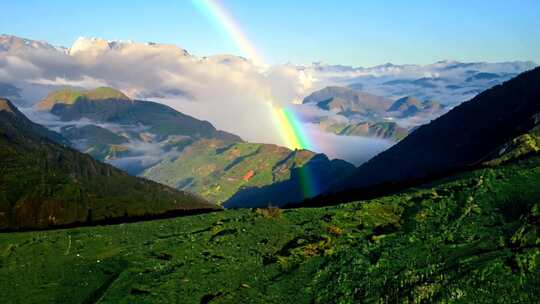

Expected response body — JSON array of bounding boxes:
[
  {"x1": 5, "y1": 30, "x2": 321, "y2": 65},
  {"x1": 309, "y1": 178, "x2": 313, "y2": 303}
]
[{"x1": 1, "y1": 155, "x2": 539, "y2": 303}]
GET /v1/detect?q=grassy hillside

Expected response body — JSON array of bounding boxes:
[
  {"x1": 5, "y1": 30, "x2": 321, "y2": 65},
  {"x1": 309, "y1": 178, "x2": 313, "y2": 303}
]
[
  {"x1": 484, "y1": 124, "x2": 540, "y2": 166},
  {"x1": 1, "y1": 153, "x2": 538, "y2": 302},
  {"x1": 61, "y1": 124, "x2": 129, "y2": 160},
  {"x1": 0, "y1": 98, "x2": 217, "y2": 230}
]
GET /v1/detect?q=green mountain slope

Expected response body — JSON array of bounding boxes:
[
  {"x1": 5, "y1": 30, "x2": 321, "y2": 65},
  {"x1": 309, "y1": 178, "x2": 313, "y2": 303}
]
[
  {"x1": 483, "y1": 123, "x2": 540, "y2": 166},
  {"x1": 61, "y1": 124, "x2": 130, "y2": 161},
  {"x1": 143, "y1": 139, "x2": 355, "y2": 206},
  {"x1": 0, "y1": 98, "x2": 217, "y2": 230},
  {"x1": 1, "y1": 153, "x2": 538, "y2": 302},
  {"x1": 35, "y1": 87, "x2": 242, "y2": 176},
  {"x1": 0, "y1": 98, "x2": 70, "y2": 146}
]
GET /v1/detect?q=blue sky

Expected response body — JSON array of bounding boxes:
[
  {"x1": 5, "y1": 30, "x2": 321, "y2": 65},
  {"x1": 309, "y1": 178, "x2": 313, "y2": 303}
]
[{"x1": 2, "y1": 0, "x2": 539, "y2": 66}]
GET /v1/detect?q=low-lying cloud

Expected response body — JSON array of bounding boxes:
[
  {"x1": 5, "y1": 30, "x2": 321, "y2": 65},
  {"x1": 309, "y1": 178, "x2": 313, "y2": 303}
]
[
  {"x1": 106, "y1": 140, "x2": 182, "y2": 175},
  {"x1": 304, "y1": 123, "x2": 393, "y2": 166},
  {"x1": 0, "y1": 38, "x2": 320, "y2": 148},
  {"x1": 20, "y1": 106, "x2": 180, "y2": 174},
  {"x1": 3, "y1": 35, "x2": 535, "y2": 166}
]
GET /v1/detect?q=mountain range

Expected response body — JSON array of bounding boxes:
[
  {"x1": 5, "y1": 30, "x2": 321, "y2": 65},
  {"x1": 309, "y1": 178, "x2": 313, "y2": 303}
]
[
  {"x1": 324, "y1": 66, "x2": 540, "y2": 200},
  {"x1": 0, "y1": 34, "x2": 536, "y2": 149},
  {"x1": 30, "y1": 86, "x2": 354, "y2": 206},
  {"x1": 299, "y1": 86, "x2": 445, "y2": 140},
  {"x1": 312, "y1": 60, "x2": 537, "y2": 104}
]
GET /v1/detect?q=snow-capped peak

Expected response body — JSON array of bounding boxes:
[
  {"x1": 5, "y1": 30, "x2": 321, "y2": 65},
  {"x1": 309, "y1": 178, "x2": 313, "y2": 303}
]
[{"x1": 68, "y1": 36, "x2": 190, "y2": 57}]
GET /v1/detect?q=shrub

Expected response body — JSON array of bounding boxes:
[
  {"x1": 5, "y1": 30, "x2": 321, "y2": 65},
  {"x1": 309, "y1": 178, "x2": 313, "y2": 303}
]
[
  {"x1": 255, "y1": 207, "x2": 283, "y2": 219},
  {"x1": 325, "y1": 225, "x2": 343, "y2": 236}
]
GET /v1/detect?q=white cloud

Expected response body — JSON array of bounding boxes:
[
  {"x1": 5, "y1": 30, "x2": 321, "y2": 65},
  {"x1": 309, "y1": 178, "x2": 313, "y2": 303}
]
[
  {"x1": 1, "y1": 35, "x2": 536, "y2": 165},
  {"x1": 304, "y1": 123, "x2": 393, "y2": 166},
  {"x1": 28, "y1": 75, "x2": 108, "y2": 88},
  {"x1": 106, "y1": 140, "x2": 182, "y2": 175}
]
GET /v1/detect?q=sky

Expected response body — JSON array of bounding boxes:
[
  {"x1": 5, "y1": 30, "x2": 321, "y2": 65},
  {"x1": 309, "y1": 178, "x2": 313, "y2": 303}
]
[{"x1": 1, "y1": 0, "x2": 539, "y2": 66}]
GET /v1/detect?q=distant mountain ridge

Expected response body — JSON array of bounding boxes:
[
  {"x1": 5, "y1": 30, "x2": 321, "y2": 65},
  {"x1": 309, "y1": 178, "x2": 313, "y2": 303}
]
[
  {"x1": 303, "y1": 86, "x2": 445, "y2": 119},
  {"x1": 0, "y1": 34, "x2": 536, "y2": 148},
  {"x1": 303, "y1": 86, "x2": 391, "y2": 114},
  {"x1": 301, "y1": 86, "x2": 445, "y2": 141},
  {"x1": 34, "y1": 87, "x2": 242, "y2": 174},
  {"x1": 37, "y1": 86, "x2": 131, "y2": 110},
  {"x1": 37, "y1": 87, "x2": 240, "y2": 142},
  {"x1": 332, "y1": 66, "x2": 540, "y2": 194},
  {"x1": 387, "y1": 96, "x2": 445, "y2": 118},
  {"x1": 1, "y1": 34, "x2": 535, "y2": 107}
]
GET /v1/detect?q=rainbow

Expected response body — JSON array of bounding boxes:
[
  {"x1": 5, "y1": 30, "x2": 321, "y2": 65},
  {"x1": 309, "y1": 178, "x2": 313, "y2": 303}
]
[
  {"x1": 191, "y1": 0, "x2": 263, "y2": 66},
  {"x1": 270, "y1": 106, "x2": 313, "y2": 150},
  {"x1": 193, "y1": 0, "x2": 318, "y2": 198}
]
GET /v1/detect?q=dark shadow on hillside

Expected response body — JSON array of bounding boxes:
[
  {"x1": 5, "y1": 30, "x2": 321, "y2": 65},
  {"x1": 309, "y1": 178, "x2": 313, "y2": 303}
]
[
  {"x1": 333, "y1": 67, "x2": 540, "y2": 193},
  {"x1": 291, "y1": 151, "x2": 540, "y2": 209},
  {"x1": 223, "y1": 154, "x2": 355, "y2": 208},
  {"x1": 1, "y1": 208, "x2": 220, "y2": 233}
]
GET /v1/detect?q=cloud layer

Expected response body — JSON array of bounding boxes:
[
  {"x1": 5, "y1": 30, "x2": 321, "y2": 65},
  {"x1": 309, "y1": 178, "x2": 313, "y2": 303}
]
[
  {"x1": 1, "y1": 36, "x2": 319, "y2": 146},
  {"x1": 1, "y1": 35, "x2": 536, "y2": 165}
]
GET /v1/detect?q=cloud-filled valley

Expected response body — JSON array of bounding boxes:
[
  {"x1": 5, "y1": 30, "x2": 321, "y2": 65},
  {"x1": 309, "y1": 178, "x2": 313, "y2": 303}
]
[{"x1": 0, "y1": 35, "x2": 537, "y2": 165}]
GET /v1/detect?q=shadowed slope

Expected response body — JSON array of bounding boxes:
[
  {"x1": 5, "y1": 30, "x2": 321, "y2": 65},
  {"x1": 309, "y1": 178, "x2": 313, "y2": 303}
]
[
  {"x1": 334, "y1": 67, "x2": 540, "y2": 194},
  {"x1": 0, "y1": 98, "x2": 218, "y2": 230}
]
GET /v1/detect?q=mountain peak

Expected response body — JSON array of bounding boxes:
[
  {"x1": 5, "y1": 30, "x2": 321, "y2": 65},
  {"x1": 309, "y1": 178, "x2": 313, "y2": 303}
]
[
  {"x1": 68, "y1": 37, "x2": 112, "y2": 55},
  {"x1": 387, "y1": 96, "x2": 421, "y2": 111},
  {"x1": 68, "y1": 36, "x2": 190, "y2": 57},
  {"x1": 0, "y1": 98, "x2": 27, "y2": 119},
  {"x1": 37, "y1": 87, "x2": 131, "y2": 111},
  {"x1": 0, "y1": 34, "x2": 61, "y2": 53},
  {"x1": 0, "y1": 98, "x2": 16, "y2": 114}
]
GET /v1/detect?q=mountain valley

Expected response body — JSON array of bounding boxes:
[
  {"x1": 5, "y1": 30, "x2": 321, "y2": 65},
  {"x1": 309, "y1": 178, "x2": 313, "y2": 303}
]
[{"x1": 0, "y1": 19, "x2": 539, "y2": 304}]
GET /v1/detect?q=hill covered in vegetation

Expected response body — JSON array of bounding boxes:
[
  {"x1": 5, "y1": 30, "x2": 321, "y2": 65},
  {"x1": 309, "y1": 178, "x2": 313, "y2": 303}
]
[
  {"x1": 143, "y1": 140, "x2": 354, "y2": 206},
  {"x1": 0, "y1": 98, "x2": 217, "y2": 230}
]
